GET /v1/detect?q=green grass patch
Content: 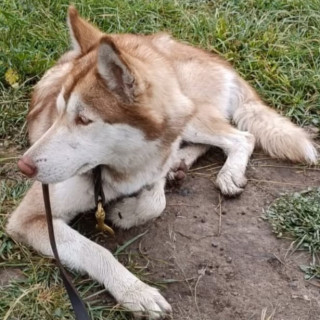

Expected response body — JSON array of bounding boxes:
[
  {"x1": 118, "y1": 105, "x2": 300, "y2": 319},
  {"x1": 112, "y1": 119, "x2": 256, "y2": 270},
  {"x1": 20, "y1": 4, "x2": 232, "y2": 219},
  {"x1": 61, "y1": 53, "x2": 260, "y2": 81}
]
[
  {"x1": 0, "y1": 0, "x2": 320, "y2": 146},
  {"x1": 266, "y1": 188, "x2": 320, "y2": 279}
]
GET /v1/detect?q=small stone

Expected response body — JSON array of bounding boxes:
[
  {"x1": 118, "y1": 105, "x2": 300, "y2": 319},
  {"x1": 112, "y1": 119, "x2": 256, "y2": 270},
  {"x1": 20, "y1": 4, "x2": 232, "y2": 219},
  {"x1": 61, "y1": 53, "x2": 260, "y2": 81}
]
[
  {"x1": 0, "y1": 269, "x2": 25, "y2": 286},
  {"x1": 201, "y1": 217, "x2": 206, "y2": 223},
  {"x1": 226, "y1": 256, "x2": 233, "y2": 263},
  {"x1": 179, "y1": 188, "x2": 190, "y2": 196},
  {"x1": 289, "y1": 281, "x2": 298, "y2": 289},
  {"x1": 211, "y1": 242, "x2": 218, "y2": 248}
]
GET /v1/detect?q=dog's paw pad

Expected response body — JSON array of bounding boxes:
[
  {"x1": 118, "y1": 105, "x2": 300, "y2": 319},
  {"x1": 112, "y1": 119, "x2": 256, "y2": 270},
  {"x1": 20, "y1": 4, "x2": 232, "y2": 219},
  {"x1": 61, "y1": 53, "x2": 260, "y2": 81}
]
[
  {"x1": 168, "y1": 160, "x2": 188, "y2": 184},
  {"x1": 173, "y1": 169, "x2": 186, "y2": 181}
]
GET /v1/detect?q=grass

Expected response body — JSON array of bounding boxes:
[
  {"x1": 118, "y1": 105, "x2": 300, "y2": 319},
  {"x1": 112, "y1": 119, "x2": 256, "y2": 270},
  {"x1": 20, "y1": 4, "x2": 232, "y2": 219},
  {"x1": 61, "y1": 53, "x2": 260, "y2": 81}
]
[
  {"x1": 1, "y1": 0, "x2": 320, "y2": 318},
  {"x1": 265, "y1": 188, "x2": 320, "y2": 279},
  {"x1": 1, "y1": 0, "x2": 320, "y2": 147}
]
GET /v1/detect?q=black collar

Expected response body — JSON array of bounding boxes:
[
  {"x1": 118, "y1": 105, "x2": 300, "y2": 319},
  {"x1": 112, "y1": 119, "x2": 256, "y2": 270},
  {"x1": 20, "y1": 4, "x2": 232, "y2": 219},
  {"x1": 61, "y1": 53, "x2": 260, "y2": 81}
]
[{"x1": 93, "y1": 165, "x2": 105, "y2": 207}]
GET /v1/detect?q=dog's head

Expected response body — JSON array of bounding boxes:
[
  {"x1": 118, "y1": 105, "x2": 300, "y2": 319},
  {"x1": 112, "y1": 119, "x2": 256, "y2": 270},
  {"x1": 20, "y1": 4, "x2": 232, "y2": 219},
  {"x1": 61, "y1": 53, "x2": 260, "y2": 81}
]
[{"x1": 18, "y1": 7, "x2": 193, "y2": 184}]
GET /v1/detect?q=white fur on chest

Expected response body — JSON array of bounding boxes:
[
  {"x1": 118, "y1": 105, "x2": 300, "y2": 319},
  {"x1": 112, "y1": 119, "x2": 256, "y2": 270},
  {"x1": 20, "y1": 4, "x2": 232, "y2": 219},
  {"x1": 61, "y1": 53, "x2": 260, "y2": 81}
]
[{"x1": 48, "y1": 134, "x2": 180, "y2": 219}]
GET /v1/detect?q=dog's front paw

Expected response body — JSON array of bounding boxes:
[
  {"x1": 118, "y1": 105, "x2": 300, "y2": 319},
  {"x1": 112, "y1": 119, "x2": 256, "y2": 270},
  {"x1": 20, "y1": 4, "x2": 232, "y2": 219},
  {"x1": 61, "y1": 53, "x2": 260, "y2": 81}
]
[
  {"x1": 109, "y1": 184, "x2": 166, "y2": 229},
  {"x1": 109, "y1": 197, "x2": 142, "y2": 229},
  {"x1": 216, "y1": 169, "x2": 247, "y2": 196},
  {"x1": 120, "y1": 282, "x2": 172, "y2": 319}
]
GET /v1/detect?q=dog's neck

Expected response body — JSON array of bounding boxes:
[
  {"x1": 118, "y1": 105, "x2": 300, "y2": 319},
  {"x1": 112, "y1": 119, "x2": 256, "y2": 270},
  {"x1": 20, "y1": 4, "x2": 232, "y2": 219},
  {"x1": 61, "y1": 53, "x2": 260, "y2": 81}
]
[{"x1": 97, "y1": 137, "x2": 180, "y2": 196}]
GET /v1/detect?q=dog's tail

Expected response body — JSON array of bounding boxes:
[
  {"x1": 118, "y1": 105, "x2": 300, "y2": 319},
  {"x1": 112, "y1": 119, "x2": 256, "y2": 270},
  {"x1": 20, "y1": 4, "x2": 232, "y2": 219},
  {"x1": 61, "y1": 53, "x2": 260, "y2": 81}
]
[{"x1": 233, "y1": 80, "x2": 318, "y2": 164}]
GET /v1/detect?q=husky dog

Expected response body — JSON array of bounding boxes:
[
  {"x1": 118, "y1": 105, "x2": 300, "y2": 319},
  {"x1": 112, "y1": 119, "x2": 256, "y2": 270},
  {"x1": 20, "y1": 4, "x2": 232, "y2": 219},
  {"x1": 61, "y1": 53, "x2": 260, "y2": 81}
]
[{"x1": 7, "y1": 6, "x2": 317, "y2": 319}]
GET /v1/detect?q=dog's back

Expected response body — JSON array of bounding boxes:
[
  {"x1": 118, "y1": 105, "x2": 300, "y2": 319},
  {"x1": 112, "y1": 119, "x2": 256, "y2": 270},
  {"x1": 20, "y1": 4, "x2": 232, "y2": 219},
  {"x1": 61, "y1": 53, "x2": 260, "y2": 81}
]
[{"x1": 148, "y1": 33, "x2": 317, "y2": 165}]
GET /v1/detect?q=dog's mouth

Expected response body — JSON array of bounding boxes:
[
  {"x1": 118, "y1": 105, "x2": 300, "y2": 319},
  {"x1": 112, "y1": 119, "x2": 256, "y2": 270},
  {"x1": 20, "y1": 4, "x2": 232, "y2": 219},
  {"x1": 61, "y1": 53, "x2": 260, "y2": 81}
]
[
  {"x1": 34, "y1": 162, "x2": 97, "y2": 184},
  {"x1": 75, "y1": 162, "x2": 95, "y2": 175}
]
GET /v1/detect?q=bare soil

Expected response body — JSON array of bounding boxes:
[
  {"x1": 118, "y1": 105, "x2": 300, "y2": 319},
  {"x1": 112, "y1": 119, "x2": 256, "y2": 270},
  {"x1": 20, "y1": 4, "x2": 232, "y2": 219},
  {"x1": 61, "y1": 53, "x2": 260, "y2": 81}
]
[
  {"x1": 2, "y1": 147, "x2": 320, "y2": 319},
  {"x1": 104, "y1": 148, "x2": 320, "y2": 320}
]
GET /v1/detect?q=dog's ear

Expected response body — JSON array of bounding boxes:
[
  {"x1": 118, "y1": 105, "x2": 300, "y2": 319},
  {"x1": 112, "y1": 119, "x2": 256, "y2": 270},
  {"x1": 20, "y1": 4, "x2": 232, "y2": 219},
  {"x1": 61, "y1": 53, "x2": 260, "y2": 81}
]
[
  {"x1": 67, "y1": 6, "x2": 103, "y2": 53},
  {"x1": 97, "y1": 37, "x2": 136, "y2": 103}
]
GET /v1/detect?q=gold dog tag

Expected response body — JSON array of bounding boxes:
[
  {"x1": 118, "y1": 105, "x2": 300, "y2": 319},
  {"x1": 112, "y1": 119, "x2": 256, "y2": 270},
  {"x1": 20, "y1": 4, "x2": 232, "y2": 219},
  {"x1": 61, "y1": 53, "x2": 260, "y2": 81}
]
[{"x1": 95, "y1": 201, "x2": 115, "y2": 236}]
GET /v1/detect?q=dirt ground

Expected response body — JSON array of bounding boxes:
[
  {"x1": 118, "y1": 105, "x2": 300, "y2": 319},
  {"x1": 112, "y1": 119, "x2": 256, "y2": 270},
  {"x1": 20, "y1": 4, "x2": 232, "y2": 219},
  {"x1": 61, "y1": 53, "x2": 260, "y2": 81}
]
[
  {"x1": 2, "y1": 146, "x2": 320, "y2": 320},
  {"x1": 99, "y1": 148, "x2": 320, "y2": 320}
]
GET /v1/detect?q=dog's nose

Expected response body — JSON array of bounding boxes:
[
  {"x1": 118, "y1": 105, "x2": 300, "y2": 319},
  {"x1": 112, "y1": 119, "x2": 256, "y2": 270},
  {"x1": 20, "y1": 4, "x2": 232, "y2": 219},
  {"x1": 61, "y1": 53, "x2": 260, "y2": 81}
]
[{"x1": 18, "y1": 156, "x2": 37, "y2": 177}]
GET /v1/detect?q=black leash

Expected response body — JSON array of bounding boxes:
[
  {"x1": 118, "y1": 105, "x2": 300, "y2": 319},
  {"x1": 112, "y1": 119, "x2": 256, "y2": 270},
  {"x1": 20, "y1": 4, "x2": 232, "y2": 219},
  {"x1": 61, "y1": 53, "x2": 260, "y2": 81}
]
[
  {"x1": 42, "y1": 183, "x2": 91, "y2": 320},
  {"x1": 42, "y1": 166, "x2": 111, "y2": 319}
]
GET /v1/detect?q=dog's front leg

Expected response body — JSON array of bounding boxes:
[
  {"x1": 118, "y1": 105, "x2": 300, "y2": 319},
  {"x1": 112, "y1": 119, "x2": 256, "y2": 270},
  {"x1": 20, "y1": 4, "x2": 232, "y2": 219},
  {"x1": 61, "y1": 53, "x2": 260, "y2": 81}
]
[
  {"x1": 6, "y1": 182, "x2": 171, "y2": 319},
  {"x1": 109, "y1": 178, "x2": 166, "y2": 229}
]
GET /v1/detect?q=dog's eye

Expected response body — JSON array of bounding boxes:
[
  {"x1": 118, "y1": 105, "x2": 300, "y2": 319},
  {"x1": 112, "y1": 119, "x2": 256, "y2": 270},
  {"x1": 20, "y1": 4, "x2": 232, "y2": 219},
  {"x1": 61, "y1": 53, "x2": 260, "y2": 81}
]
[{"x1": 75, "y1": 115, "x2": 92, "y2": 126}]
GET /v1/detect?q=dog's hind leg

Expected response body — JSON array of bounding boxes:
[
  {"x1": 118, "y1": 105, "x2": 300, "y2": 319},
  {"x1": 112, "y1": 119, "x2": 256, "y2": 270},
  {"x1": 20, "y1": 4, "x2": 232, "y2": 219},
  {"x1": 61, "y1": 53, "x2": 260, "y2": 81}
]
[
  {"x1": 168, "y1": 144, "x2": 210, "y2": 181},
  {"x1": 109, "y1": 178, "x2": 166, "y2": 229},
  {"x1": 6, "y1": 181, "x2": 171, "y2": 318},
  {"x1": 183, "y1": 116, "x2": 255, "y2": 196}
]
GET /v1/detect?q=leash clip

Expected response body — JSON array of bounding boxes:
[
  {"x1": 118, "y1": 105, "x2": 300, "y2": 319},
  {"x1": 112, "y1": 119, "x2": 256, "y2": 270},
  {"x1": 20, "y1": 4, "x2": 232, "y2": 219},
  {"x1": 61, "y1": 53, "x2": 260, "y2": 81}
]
[{"x1": 95, "y1": 200, "x2": 115, "y2": 236}]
